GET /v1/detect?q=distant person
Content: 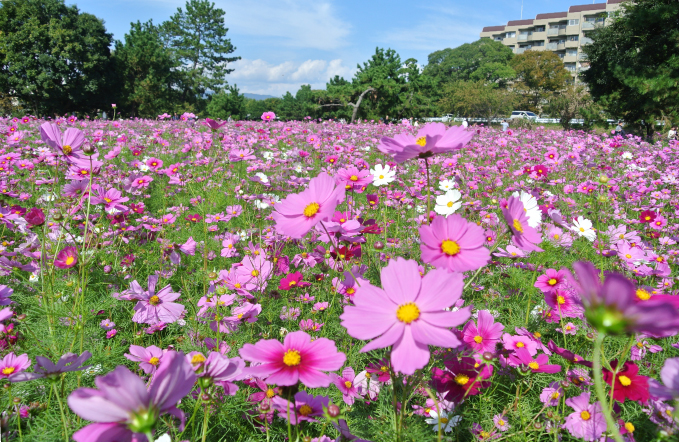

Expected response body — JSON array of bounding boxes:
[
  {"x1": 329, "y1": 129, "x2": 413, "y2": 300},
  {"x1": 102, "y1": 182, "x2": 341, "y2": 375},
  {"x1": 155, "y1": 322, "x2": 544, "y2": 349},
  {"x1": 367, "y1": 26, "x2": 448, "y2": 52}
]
[
  {"x1": 462, "y1": 119, "x2": 469, "y2": 128},
  {"x1": 228, "y1": 115, "x2": 234, "y2": 122},
  {"x1": 501, "y1": 119, "x2": 509, "y2": 132},
  {"x1": 615, "y1": 120, "x2": 626, "y2": 137},
  {"x1": 668, "y1": 125, "x2": 677, "y2": 141}
]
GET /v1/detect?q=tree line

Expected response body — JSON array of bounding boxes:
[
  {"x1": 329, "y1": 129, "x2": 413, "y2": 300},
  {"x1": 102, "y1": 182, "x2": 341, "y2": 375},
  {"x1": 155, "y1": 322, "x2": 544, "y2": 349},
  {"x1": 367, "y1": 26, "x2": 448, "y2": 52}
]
[{"x1": 0, "y1": 0, "x2": 676, "y2": 135}]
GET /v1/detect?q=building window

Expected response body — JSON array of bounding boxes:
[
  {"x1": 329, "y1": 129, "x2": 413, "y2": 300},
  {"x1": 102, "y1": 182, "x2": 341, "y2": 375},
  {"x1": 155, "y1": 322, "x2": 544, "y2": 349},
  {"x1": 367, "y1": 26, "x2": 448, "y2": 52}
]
[
  {"x1": 506, "y1": 32, "x2": 516, "y2": 38},
  {"x1": 568, "y1": 35, "x2": 579, "y2": 42},
  {"x1": 568, "y1": 19, "x2": 579, "y2": 26},
  {"x1": 567, "y1": 49, "x2": 578, "y2": 56},
  {"x1": 534, "y1": 26, "x2": 545, "y2": 32},
  {"x1": 534, "y1": 41, "x2": 544, "y2": 46}
]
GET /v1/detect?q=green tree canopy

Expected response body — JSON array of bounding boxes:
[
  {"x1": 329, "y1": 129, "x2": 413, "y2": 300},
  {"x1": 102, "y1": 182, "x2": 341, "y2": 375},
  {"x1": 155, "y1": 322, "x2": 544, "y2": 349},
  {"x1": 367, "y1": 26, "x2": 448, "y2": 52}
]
[
  {"x1": 205, "y1": 85, "x2": 245, "y2": 120},
  {"x1": 510, "y1": 50, "x2": 571, "y2": 112},
  {"x1": 162, "y1": 0, "x2": 240, "y2": 106},
  {"x1": 581, "y1": 0, "x2": 679, "y2": 137},
  {"x1": 113, "y1": 20, "x2": 181, "y2": 118},
  {"x1": 439, "y1": 80, "x2": 516, "y2": 123},
  {"x1": 0, "y1": 0, "x2": 114, "y2": 116}
]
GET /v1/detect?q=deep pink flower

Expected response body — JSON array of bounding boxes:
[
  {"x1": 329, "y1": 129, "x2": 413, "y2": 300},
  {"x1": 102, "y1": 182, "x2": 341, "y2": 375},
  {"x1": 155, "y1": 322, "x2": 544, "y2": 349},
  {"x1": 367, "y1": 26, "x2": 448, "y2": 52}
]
[
  {"x1": 340, "y1": 258, "x2": 470, "y2": 375},
  {"x1": 462, "y1": 310, "x2": 504, "y2": 353},
  {"x1": 0, "y1": 352, "x2": 31, "y2": 380},
  {"x1": 509, "y1": 347, "x2": 561, "y2": 373},
  {"x1": 129, "y1": 275, "x2": 184, "y2": 325},
  {"x1": 68, "y1": 351, "x2": 196, "y2": 442},
  {"x1": 562, "y1": 392, "x2": 607, "y2": 441},
  {"x1": 272, "y1": 172, "x2": 345, "y2": 239},
  {"x1": 24, "y1": 208, "x2": 45, "y2": 226},
  {"x1": 239, "y1": 331, "x2": 345, "y2": 388},
  {"x1": 534, "y1": 268, "x2": 566, "y2": 293},
  {"x1": 419, "y1": 214, "x2": 490, "y2": 273},
  {"x1": 203, "y1": 118, "x2": 227, "y2": 130},
  {"x1": 502, "y1": 333, "x2": 538, "y2": 356},
  {"x1": 330, "y1": 367, "x2": 361, "y2": 405},
  {"x1": 378, "y1": 123, "x2": 474, "y2": 163},
  {"x1": 90, "y1": 187, "x2": 129, "y2": 213},
  {"x1": 54, "y1": 246, "x2": 78, "y2": 269},
  {"x1": 502, "y1": 195, "x2": 543, "y2": 252},
  {"x1": 279, "y1": 272, "x2": 310, "y2": 291}
]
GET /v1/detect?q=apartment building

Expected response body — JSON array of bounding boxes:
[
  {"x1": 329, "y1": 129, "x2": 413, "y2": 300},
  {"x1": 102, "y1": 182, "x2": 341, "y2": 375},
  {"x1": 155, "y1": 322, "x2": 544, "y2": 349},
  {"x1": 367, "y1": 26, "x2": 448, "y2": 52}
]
[{"x1": 479, "y1": 0, "x2": 625, "y2": 77}]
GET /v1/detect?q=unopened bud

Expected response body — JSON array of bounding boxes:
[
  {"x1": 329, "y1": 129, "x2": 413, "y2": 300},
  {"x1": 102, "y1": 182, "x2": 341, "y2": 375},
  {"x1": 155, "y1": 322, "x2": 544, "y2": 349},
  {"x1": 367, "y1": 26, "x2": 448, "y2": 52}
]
[
  {"x1": 328, "y1": 404, "x2": 341, "y2": 417},
  {"x1": 373, "y1": 241, "x2": 385, "y2": 251}
]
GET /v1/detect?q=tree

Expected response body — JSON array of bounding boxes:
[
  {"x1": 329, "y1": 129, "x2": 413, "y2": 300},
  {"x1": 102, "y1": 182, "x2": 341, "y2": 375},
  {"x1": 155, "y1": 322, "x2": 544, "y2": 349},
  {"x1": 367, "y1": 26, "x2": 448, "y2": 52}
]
[
  {"x1": 113, "y1": 20, "x2": 181, "y2": 118},
  {"x1": 0, "y1": 0, "x2": 115, "y2": 115},
  {"x1": 424, "y1": 39, "x2": 516, "y2": 86},
  {"x1": 439, "y1": 80, "x2": 517, "y2": 124},
  {"x1": 581, "y1": 0, "x2": 679, "y2": 138},
  {"x1": 353, "y1": 47, "x2": 406, "y2": 120},
  {"x1": 546, "y1": 85, "x2": 600, "y2": 130},
  {"x1": 205, "y1": 85, "x2": 245, "y2": 120},
  {"x1": 162, "y1": 0, "x2": 240, "y2": 105},
  {"x1": 510, "y1": 50, "x2": 571, "y2": 112}
]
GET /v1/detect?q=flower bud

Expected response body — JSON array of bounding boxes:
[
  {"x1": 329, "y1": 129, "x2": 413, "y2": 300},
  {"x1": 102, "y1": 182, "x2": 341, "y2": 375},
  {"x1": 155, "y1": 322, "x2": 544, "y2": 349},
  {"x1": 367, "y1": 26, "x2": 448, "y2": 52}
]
[
  {"x1": 598, "y1": 175, "x2": 609, "y2": 183},
  {"x1": 328, "y1": 404, "x2": 340, "y2": 417},
  {"x1": 82, "y1": 144, "x2": 96, "y2": 156},
  {"x1": 373, "y1": 241, "x2": 385, "y2": 251}
]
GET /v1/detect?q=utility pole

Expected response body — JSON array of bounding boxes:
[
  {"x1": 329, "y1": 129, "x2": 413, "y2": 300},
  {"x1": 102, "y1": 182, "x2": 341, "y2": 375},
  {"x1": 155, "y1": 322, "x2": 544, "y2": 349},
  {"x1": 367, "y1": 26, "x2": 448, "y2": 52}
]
[{"x1": 521, "y1": 0, "x2": 524, "y2": 19}]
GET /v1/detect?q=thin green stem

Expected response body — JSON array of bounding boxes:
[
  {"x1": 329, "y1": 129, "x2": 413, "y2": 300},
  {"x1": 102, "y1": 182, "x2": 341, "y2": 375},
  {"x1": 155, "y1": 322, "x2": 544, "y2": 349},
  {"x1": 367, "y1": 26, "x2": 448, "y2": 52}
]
[{"x1": 592, "y1": 333, "x2": 624, "y2": 442}]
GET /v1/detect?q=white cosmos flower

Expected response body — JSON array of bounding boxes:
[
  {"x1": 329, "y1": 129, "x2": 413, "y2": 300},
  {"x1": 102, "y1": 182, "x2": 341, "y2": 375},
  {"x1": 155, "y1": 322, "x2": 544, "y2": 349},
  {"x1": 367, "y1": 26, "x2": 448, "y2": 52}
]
[
  {"x1": 571, "y1": 216, "x2": 596, "y2": 242},
  {"x1": 512, "y1": 191, "x2": 542, "y2": 228},
  {"x1": 434, "y1": 190, "x2": 462, "y2": 217},
  {"x1": 425, "y1": 410, "x2": 461, "y2": 433},
  {"x1": 370, "y1": 164, "x2": 396, "y2": 186},
  {"x1": 621, "y1": 151, "x2": 633, "y2": 159},
  {"x1": 262, "y1": 151, "x2": 274, "y2": 160},
  {"x1": 138, "y1": 164, "x2": 150, "y2": 172},
  {"x1": 255, "y1": 172, "x2": 269, "y2": 183},
  {"x1": 439, "y1": 179, "x2": 456, "y2": 192}
]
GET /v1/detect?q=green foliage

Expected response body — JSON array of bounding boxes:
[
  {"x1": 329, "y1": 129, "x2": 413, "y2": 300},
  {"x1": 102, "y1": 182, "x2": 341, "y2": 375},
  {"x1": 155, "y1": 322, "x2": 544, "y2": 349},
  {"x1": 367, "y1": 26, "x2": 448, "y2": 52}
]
[
  {"x1": 581, "y1": 0, "x2": 679, "y2": 138},
  {"x1": 510, "y1": 51, "x2": 571, "y2": 113},
  {"x1": 205, "y1": 85, "x2": 246, "y2": 120},
  {"x1": 276, "y1": 85, "x2": 322, "y2": 121},
  {"x1": 0, "y1": 0, "x2": 115, "y2": 116},
  {"x1": 113, "y1": 20, "x2": 182, "y2": 118},
  {"x1": 243, "y1": 97, "x2": 281, "y2": 120},
  {"x1": 161, "y1": 0, "x2": 240, "y2": 107},
  {"x1": 439, "y1": 80, "x2": 517, "y2": 122},
  {"x1": 353, "y1": 47, "x2": 406, "y2": 120},
  {"x1": 546, "y1": 85, "x2": 598, "y2": 130}
]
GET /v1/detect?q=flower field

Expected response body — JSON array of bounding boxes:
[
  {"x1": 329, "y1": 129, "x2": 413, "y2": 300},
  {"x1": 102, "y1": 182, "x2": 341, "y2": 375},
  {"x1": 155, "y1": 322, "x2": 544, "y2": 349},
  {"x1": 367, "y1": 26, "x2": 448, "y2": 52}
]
[{"x1": 2, "y1": 114, "x2": 679, "y2": 442}]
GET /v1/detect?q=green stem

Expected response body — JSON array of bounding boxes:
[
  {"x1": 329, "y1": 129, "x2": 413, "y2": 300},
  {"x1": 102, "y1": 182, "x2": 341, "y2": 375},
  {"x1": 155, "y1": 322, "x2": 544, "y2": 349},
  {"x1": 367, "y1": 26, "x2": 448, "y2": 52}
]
[
  {"x1": 53, "y1": 384, "x2": 70, "y2": 442},
  {"x1": 201, "y1": 404, "x2": 209, "y2": 442},
  {"x1": 592, "y1": 333, "x2": 624, "y2": 442}
]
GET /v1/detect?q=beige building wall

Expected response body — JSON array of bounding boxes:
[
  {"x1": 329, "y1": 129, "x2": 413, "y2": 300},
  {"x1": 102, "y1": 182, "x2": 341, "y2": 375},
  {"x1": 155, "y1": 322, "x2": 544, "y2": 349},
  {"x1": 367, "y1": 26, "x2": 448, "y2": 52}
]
[{"x1": 479, "y1": 0, "x2": 625, "y2": 79}]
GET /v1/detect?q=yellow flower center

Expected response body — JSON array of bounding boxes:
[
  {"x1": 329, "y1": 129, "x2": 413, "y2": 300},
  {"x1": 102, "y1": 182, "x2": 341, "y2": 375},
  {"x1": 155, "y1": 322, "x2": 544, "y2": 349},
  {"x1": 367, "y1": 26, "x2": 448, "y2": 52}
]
[
  {"x1": 441, "y1": 240, "x2": 460, "y2": 256},
  {"x1": 344, "y1": 381, "x2": 353, "y2": 388},
  {"x1": 379, "y1": 174, "x2": 384, "y2": 179},
  {"x1": 415, "y1": 136, "x2": 427, "y2": 146},
  {"x1": 533, "y1": 332, "x2": 541, "y2": 338},
  {"x1": 454, "y1": 374, "x2": 469, "y2": 385},
  {"x1": 618, "y1": 375, "x2": 632, "y2": 387},
  {"x1": 396, "y1": 302, "x2": 420, "y2": 324},
  {"x1": 350, "y1": 175, "x2": 358, "y2": 181},
  {"x1": 234, "y1": 283, "x2": 241, "y2": 289},
  {"x1": 440, "y1": 417, "x2": 449, "y2": 424},
  {"x1": 62, "y1": 144, "x2": 72, "y2": 154},
  {"x1": 580, "y1": 411, "x2": 591, "y2": 420},
  {"x1": 551, "y1": 392, "x2": 560, "y2": 399},
  {"x1": 149, "y1": 295, "x2": 160, "y2": 305},
  {"x1": 636, "y1": 289, "x2": 651, "y2": 301},
  {"x1": 528, "y1": 361, "x2": 539, "y2": 370},
  {"x1": 625, "y1": 422, "x2": 635, "y2": 433},
  {"x1": 498, "y1": 419, "x2": 505, "y2": 426},
  {"x1": 65, "y1": 256, "x2": 75, "y2": 266},
  {"x1": 346, "y1": 288, "x2": 355, "y2": 295},
  {"x1": 104, "y1": 198, "x2": 112, "y2": 203},
  {"x1": 512, "y1": 219, "x2": 523, "y2": 233},
  {"x1": 283, "y1": 349, "x2": 301, "y2": 366},
  {"x1": 380, "y1": 366, "x2": 388, "y2": 372},
  {"x1": 191, "y1": 354, "x2": 206, "y2": 365},
  {"x1": 557, "y1": 296, "x2": 566, "y2": 305},
  {"x1": 2, "y1": 367, "x2": 15, "y2": 375},
  {"x1": 474, "y1": 336, "x2": 483, "y2": 344},
  {"x1": 636, "y1": 342, "x2": 644, "y2": 348},
  {"x1": 251, "y1": 270, "x2": 259, "y2": 277},
  {"x1": 516, "y1": 342, "x2": 524, "y2": 348},
  {"x1": 446, "y1": 201, "x2": 454, "y2": 208},
  {"x1": 298, "y1": 404, "x2": 313, "y2": 416},
  {"x1": 553, "y1": 234, "x2": 560, "y2": 239},
  {"x1": 303, "y1": 202, "x2": 320, "y2": 218},
  {"x1": 579, "y1": 227, "x2": 585, "y2": 232},
  {"x1": 480, "y1": 431, "x2": 490, "y2": 439},
  {"x1": 266, "y1": 388, "x2": 275, "y2": 398},
  {"x1": 289, "y1": 280, "x2": 296, "y2": 287},
  {"x1": 149, "y1": 357, "x2": 160, "y2": 366},
  {"x1": 548, "y1": 278, "x2": 557, "y2": 286}
]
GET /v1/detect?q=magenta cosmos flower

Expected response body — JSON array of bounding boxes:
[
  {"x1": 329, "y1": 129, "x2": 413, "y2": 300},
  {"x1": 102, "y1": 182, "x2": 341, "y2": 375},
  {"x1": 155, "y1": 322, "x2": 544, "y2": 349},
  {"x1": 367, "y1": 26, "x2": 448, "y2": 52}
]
[
  {"x1": 54, "y1": 246, "x2": 78, "y2": 269},
  {"x1": 261, "y1": 111, "x2": 276, "y2": 121},
  {"x1": 562, "y1": 392, "x2": 607, "y2": 441},
  {"x1": 271, "y1": 391, "x2": 329, "y2": 424},
  {"x1": 0, "y1": 352, "x2": 31, "y2": 381},
  {"x1": 39, "y1": 122, "x2": 87, "y2": 165},
  {"x1": 68, "y1": 351, "x2": 196, "y2": 442},
  {"x1": 336, "y1": 166, "x2": 373, "y2": 193},
  {"x1": 340, "y1": 258, "x2": 470, "y2": 375},
  {"x1": 129, "y1": 275, "x2": 185, "y2": 325},
  {"x1": 272, "y1": 172, "x2": 345, "y2": 239},
  {"x1": 462, "y1": 310, "x2": 504, "y2": 353},
  {"x1": 502, "y1": 195, "x2": 543, "y2": 252},
  {"x1": 330, "y1": 366, "x2": 362, "y2": 405},
  {"x1": 125, "y1": 345, "x2": 165, "y2": 375},
  {"x1": 419, "y1": 214, "x2": 490, "y2": 273},
  {"x1": 239, "y1": 331, "x2": 345, "y2": 388},
  {"x1": 203, "y1": 118, "x2": 227, "y2": 130},
  {"x1": 378, "y1": 123, "x2": 474, "y2": 163},
  {"x1": 534, "y1": 268, "x2": 566, "y2": 293}
]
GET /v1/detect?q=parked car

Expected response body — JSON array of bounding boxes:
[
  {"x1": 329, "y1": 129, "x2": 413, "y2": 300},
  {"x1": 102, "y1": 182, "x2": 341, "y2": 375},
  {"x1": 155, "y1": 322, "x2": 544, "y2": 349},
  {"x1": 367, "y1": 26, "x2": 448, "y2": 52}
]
[{"x1": 510, "y1": 111, "x2": 538, "y2": 120}]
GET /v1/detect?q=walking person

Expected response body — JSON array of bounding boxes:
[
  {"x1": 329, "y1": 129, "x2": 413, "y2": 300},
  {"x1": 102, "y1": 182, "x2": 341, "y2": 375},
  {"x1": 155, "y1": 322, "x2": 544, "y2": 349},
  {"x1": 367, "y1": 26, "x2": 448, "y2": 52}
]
[
  {"x1": 501, "y1": 119, "x2": 509, "y2": 132},
  {"x1": 615, "y1": 120, "x2": 626, "y2": 137},
  {"x1": 668, "y1": 125, "x2": 677, "y2": 141},
  {"x1": 462, "y1": 119, "x2": 469, "y2": 128}
]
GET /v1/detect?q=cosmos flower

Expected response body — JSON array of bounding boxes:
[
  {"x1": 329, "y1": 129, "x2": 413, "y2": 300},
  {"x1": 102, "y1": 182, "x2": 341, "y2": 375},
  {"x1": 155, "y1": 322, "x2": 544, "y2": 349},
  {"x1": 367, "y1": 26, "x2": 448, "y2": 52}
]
[
  {"x1": 340, "y1": 258, "x2": 470, "y2": 375},
  {"x1": 462, "y1": 310, "x2": 504, "y2": 353},
  {"x1": 129, "y1": 275, "x2": 185, "y2": 325},
  {"x1": 54, "y1": 246, "x2": 78, "y2": 269},
  {"x1": 377, "y1": 123, "x2": 474, "y2": 163},
  {"x1": 419, "y1": 214, "x2": 490, "y2": 272},
  {"x1": 370, "y1": 163, "x2": 396, "y2": 186},
  {"x1": 562, "y1": 392, "x2": 607, "y2": 441},
  {"x1": 502, "y1": 195, "x2": 543, "y2": 252},
  {"x1": 434, "y1": 189, "x2": 462, "y2": 217}
]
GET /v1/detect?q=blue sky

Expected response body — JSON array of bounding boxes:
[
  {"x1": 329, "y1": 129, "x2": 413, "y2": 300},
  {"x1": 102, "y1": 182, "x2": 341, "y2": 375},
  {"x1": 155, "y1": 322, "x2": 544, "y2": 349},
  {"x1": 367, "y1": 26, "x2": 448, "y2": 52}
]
[{"x1": 71, "y1": 0, "x2": 608, "y2": 96}]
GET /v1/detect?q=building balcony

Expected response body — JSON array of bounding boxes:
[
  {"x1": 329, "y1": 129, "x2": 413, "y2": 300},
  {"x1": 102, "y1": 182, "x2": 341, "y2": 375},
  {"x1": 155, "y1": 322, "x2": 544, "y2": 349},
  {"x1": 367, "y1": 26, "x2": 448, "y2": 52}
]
[
  {"x1": 578, "y1": 53, "x2": 588, "y2": 60},
  {"x1": 566, "y1": 25, "x2": 580, "y2": 34},
  {"x1": 546, "y1": 43, "x2": 558, "y2": 50},
  {"x1": 563, "y1": 55, "x2": 577, "y2": 63},
  {"x1": 581, "y1": 37, "x2": 594, "y2": 45},
  {"x1": 518, "y1": 34, "x2": 529, "y2": 41},
  {"x1": 547, "y1": 28, "x2": 559, "y2": 36},
  {"x1": 582, "y1": 22, "x2": 596, "y2": 29},
  {"x1": 515, "y1": 47, "x2": 527, "y2": 54},
  {"x1": 557, "y1": 43, "x2": 566, "y2": 50},
  {"x1": 565, "y1": 40, "x2": 579, "y2": 48}
]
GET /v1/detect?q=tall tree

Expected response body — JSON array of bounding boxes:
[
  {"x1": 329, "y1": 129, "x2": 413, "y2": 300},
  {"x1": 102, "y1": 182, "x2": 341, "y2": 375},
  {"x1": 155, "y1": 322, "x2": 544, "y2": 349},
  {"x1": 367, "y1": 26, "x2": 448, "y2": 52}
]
[
  {"x1": 0, "y1": 0, "x2": 115, "y2": 116},
  {"x1": 439, "y1": 80, "x2": 517, "y2": 124},
  {"x1": 113, "y1": 20, "x2": 181, "y2": 118},
  {"x1": 353, "y1": 47, "x2": 405, "y2": 120},
  {"x1": 581, "y1": 0, "x2": 679, "y2": 138},
  {"x1": 510, "y1": 50, "x2": 571, "y2": 112},
  {"x1": 162, "y1": 0, "x2": 240, "y2": 105},
  {"x1": 205, "y1": 85, "x2": 245, "y2": 120}
]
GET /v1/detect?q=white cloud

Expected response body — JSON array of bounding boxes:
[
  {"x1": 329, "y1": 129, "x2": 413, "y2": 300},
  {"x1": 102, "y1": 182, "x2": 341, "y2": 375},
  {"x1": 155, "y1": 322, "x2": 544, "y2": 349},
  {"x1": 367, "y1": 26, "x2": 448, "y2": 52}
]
[{"x1": 229, "y1": 58, "x2": 356, "y2": 96}]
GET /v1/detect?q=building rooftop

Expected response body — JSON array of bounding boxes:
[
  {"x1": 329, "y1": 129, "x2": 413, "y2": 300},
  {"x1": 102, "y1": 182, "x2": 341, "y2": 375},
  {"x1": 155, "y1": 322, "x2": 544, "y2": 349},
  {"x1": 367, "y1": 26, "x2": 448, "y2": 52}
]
[
  {"x1": 535, "y1": 12, "x2": 568, "y2": 20},
  {"x1": 482, "y1": 26, "x2": 506, "y2": 32},
  {"x1": 569, "y1": 3, "x2": 607, "y2": 12},
  {"x1": 481, "y1": 1, "x2": 624, "y2": 30},
  {"x1": 507, "y1": 19, "x2": 534, "y2": 26}
]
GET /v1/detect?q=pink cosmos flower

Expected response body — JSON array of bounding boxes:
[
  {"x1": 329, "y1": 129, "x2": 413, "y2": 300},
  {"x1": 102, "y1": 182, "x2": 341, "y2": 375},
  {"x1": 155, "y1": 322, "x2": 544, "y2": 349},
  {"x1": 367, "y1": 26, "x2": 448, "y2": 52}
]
[
  {"x1": 502, "y1": 333, "x2": 538, "y2": 356},
  {"x1": 378, "y1": 123, "x2": 474, "y2": 163},
  {"x1": 125, "y1": 345, "x2": 165, "y2": 374},
  {"x1": 239, "y1": 331, "x2": 345, "y2": 388},
  {"x1": 271, "y1": 391, "x2": 329, "y2": 424},
  {"x1": 272, "y1": 172, "x2": 345, "y2": 239},
  {"x1": 419, "y1": 214, "x2": 490, "y2": 273},
  {"x1": 330, "y1": 367, "x2": 361, "y2": 405},
  {"x1": 68, "y1": 351, "x2": 196, "y2": 442},
  {"x1": 145, "y1": 157, "x2": 163, "y2": 171},
  {"x1": 130, "y1": 175, "x2": 153, "y2": 189},
  {"x1": 39, "y1": 122, "x2": 87, "y2": 165},
  {"x1": 90, "y1": 187, "x2": 129, "y2": 213},
  {"x1": 534, "y1": 269, "x2": 566, "y2": 293},
  {"x1": 336, "y1": 166, "x2": 373, "y2": 193},
  {"x1": 54, "y1": 246, "x2": 78, "y2": 269},
  {"x1": 129, "y1": 275, "x2": 185, "y2": 325},
  {"x1": 502, "y1": 195, "x2": 543, "y2": 252},
  {"x1": 509, "y1": 347, "x2": 561, "y2": 373},
  {"x1": 0, "y1": 352, "x2": 31, "y2": 380},
  {"x1": 462, "y1": 310, "x2": 504, "y2": 353},
  {"x1": 261, "y1": 111, "x2": 276, "y2": 121},
  {"x1": 562, "y1": 392, "x2": 607, "y2": 441},
  {"x1": 203, "y1": 118, "x2": 227, "y2": 130},
  {"x1": 340, "y1": 258, "x2": 470, "y2": 375}
]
